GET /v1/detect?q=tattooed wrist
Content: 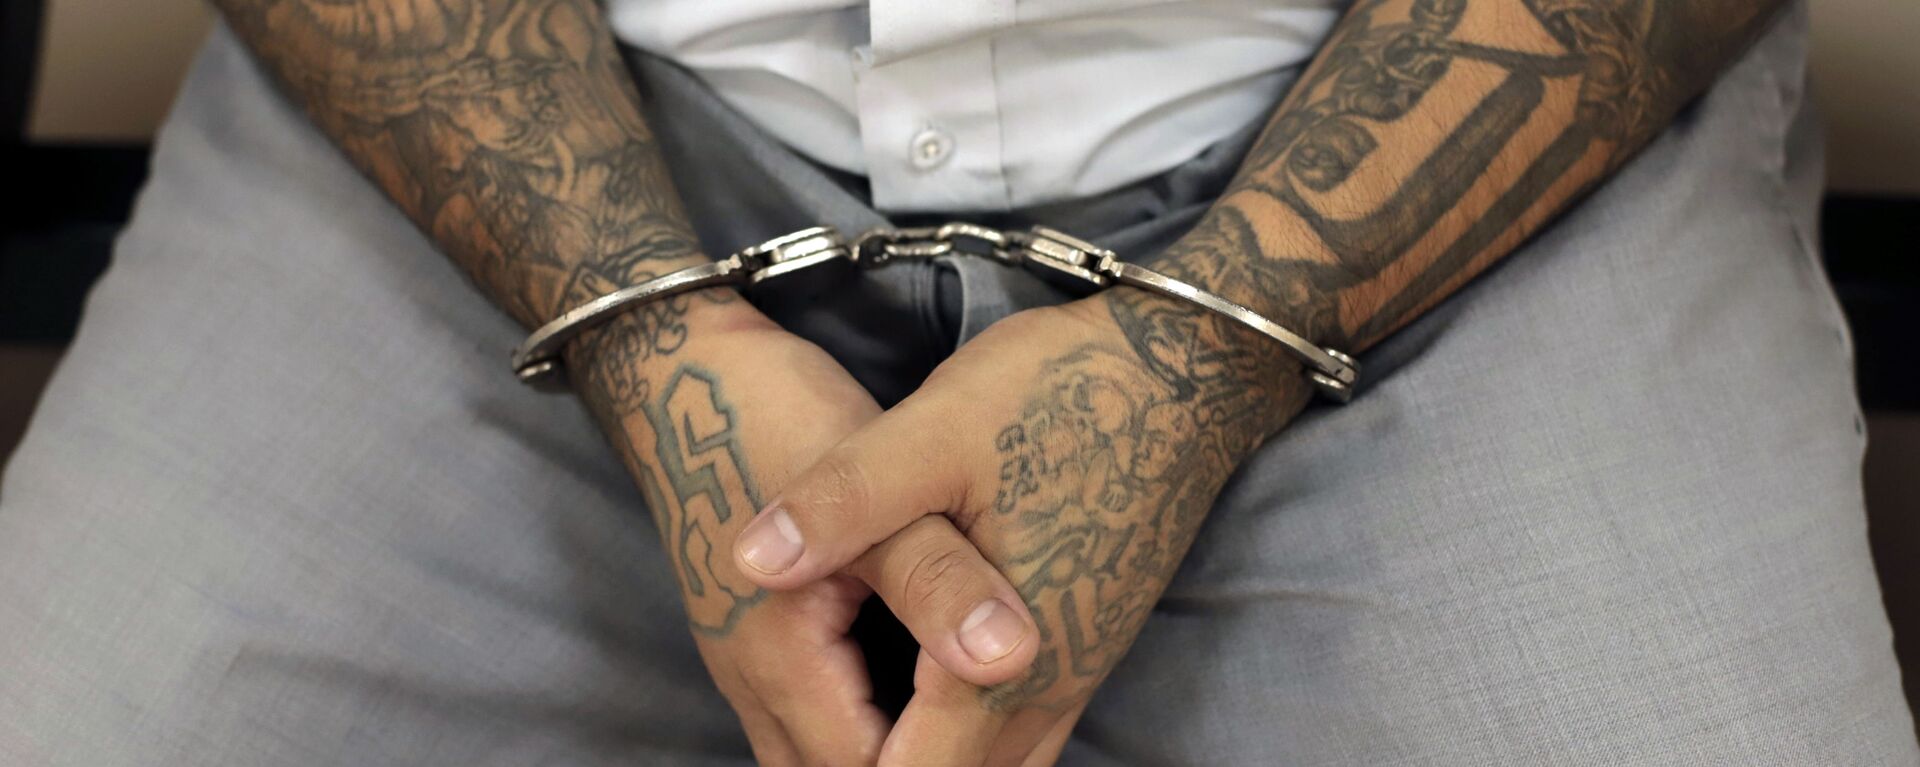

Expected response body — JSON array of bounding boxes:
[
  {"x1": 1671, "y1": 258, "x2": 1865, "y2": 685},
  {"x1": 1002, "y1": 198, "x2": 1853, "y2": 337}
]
[
  {"x1": 1147, "y1": 0, "x2": 1782, "y2": 364},
  {"x1": 1096, "y1": 276, "x2": 1317, "y2": 433},
  {"x1": 209, "y1": 0, "x2": 810, "y2": 641},
  {"x1": 1138, "y1": 208, "x2": 1357, "y2": 353},
  {"x1": 563, "y1": 293, "x2": 780, "y2": 409},
  {"x1": 971, "y1": 0, "x2": 1785, "y2": 719},
  {"x1": 576, "y1": 358, "x2": 769, "y2": 635}
]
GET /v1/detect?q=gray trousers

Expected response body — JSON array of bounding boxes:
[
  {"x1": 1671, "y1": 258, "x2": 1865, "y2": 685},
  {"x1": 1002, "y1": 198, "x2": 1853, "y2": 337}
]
[{"x1": 3, "y1": 6, "x2": 1915, "y2": 765}]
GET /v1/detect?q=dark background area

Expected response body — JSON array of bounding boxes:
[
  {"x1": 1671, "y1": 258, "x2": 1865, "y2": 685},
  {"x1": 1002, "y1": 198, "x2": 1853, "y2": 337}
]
[{"x1": 2, "y1": 1, "x2": 1917, "y2": 736}]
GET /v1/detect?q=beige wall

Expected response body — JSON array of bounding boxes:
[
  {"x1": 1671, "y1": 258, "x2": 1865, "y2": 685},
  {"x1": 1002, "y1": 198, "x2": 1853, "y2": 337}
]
[
  {"x1": 25, "y1": 0, "x2": 210, "y2": 143},
  {"x1": 21, "y1": 0, "x2": 1920, "y2": 194},
  {"x1": 1810, "y1": 0, "x2": 1920, "y2": 195}
]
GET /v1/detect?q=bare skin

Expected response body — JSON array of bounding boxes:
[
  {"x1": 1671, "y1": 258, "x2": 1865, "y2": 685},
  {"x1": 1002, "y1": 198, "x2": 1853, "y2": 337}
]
[
  {"x1": 209, "y1": 0, "x2": 1789, "y2": 763},
  {"x1": 742, "y1": 0, "x2": 1788, "y2": 764},
  {"x1": 206, "y1": 1, "x2": 1038, "y2": 764}
]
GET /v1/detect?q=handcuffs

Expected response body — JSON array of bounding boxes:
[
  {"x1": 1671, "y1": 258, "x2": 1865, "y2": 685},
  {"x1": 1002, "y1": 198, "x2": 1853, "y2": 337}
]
[{"x1": 510, "y1": 223, "x2": 1359, "y2": 402}]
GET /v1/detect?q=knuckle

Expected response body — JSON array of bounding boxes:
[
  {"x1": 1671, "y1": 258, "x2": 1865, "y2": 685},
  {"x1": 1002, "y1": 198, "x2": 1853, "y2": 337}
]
[
  {"x1": 803, "y1": 448, "x2": 873, "y2": 531},
  {"x1": 900, "y1": 545, "x2": 975, "y2": 615}
]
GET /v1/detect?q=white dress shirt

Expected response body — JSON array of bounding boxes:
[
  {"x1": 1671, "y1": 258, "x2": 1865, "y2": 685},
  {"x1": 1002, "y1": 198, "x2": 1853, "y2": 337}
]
[{"x1": 607, "y1": 0, "x2": 1342, "y2": 212}]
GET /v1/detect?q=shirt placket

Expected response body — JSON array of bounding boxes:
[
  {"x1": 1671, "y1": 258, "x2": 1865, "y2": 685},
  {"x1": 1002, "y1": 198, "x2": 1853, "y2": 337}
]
[{"x1": 854, "y1": 0, "x2": 1014, "y2": 212}]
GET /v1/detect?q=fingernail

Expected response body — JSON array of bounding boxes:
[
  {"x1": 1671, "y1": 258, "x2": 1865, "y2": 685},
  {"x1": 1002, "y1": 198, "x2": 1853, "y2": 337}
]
[
  {"x1": 958, "y1": 599, "x2": 1025, "y2": 664},
  {"x1": 738, "y1": 507, "x2": 804, "y2": 574}
]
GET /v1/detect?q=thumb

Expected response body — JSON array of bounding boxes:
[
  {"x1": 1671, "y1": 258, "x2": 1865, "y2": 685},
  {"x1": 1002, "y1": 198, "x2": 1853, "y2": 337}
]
[
  {"x1": 846, "y1": 515, "x2": 1039, "y2": 687},
  {"x1": 731, "y1": 394, "x2": 974, "y2": 591}
]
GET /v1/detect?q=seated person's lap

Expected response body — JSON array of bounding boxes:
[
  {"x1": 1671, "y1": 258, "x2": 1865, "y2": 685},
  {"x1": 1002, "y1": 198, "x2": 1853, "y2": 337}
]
[{"x1": 1, "y1": 8, "x2": 1912, "y2": 766}]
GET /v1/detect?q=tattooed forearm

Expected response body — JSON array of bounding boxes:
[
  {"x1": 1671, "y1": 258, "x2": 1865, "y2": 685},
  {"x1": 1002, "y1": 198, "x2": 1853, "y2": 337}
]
[
  {"x1": 210, "y1": 0, "x2": 708, "y2": 332},
  {"x1": 212, "y1": 1, "x2": 769, "y2": 633},
  {"x1": 984, "y1": 0, "x2": 1786, "y2": 710},
  {"x1": 1122, "y1": 0, "x2": 1785, "y2": 388}
]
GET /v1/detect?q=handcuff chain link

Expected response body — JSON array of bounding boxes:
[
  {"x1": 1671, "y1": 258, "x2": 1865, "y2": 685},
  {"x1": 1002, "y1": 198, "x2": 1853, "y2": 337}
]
[
  {"x1": 784, "y1": 222, "x2": 1112, "y2": 288},
  {"x1": 512, "y1": 222, "x2": 1360, "y2": 401}
]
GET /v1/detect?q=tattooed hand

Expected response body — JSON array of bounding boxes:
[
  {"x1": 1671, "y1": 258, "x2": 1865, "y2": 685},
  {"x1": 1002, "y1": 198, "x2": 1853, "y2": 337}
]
[
  {"x1": 217, "y1": 0, "x2": 1785, "y2": 760},
  {"x1": 730, "y1": 289, "x2": 1305, "y2": 766},
  {"x1": 729, "y1": 0, "x2": 1784, "y2": 759},
  {"x1": 571, "y1": 303, "x2": 886, "y2": 765},
  {"x1": 565, "y1": 299, "x2": 1040, "y2": 766},
  {"x1": 208, "y1": 0, "x2": 1045, "y2": 759},
  {"x1": 727, "y1": 0, "x2": 1788, "y2": 758}
]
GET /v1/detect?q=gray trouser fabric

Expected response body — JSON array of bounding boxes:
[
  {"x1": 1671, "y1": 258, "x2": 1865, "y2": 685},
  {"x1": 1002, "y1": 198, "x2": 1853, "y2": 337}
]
[{"x1": 2, "y1": 5, "x2": 1915, "y2": 765}]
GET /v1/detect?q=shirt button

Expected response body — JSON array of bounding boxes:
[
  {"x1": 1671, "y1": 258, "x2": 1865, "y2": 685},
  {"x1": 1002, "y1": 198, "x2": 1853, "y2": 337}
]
[{"x1": 909, "y1": 127, "x2": 954, "y2": 170}]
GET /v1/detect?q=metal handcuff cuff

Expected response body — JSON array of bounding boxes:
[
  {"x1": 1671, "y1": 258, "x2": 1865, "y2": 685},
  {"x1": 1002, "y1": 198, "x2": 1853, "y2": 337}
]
[{"x1": 510, "y1": 223, "x2": 1360, "y2": 402}]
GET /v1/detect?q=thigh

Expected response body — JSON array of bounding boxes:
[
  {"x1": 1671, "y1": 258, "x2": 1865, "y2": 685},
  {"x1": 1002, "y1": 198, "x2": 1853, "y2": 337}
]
[
  {"x1": 0, "y1": 27, "x2": 748, "y2": 767},
  {"x1": 1071, "y1": 7, "x2": 1917, "y2": 766}
]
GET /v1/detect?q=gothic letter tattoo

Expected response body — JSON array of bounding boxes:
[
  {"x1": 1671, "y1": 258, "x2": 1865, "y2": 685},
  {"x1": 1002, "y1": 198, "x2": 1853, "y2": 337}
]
[
  {"x1": 629, "y1": 366, "x2": 767, "y2": 635},
  {"x1": 213, "y1": 0, "x2": 770, "y2": 633}
]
